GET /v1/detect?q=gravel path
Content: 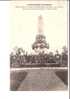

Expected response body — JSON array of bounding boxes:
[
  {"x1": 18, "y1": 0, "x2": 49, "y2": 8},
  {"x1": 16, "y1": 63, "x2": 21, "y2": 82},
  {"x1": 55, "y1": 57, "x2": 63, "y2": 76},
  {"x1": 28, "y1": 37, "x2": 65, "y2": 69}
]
[{"x1": 17, "y1": 69, "x2": 67, "y2": 91}]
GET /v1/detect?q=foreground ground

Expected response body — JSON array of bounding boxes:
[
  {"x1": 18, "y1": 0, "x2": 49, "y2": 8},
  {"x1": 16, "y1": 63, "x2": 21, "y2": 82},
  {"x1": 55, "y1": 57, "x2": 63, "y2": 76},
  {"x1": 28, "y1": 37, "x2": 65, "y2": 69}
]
[{"x1": 10, "y1": 67, "x2": 68, "y2": 91}]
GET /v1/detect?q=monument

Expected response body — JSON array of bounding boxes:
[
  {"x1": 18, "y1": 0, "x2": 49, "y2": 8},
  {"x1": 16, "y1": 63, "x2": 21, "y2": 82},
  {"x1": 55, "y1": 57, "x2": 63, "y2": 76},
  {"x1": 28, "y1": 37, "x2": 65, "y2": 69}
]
[{"x1": 32, "y1": 15, "x2": 49, "y2": 54}]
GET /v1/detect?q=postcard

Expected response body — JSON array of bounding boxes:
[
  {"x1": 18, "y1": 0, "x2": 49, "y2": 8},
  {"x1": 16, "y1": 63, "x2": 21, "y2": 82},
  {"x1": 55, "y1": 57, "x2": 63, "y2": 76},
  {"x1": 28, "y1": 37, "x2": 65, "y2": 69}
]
[{"x1": 10, "y1": 0, "x2": 69, "y2": 91}]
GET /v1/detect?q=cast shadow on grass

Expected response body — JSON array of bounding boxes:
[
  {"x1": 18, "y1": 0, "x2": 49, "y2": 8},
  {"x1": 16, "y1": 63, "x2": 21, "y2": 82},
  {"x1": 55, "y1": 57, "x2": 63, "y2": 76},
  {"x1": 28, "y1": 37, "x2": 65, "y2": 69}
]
[
  {"x1": 10, "y1": 71, "x2": 28, "y2": 91},
  {"x1": 55, "y1": 71, "x2": 68, "y2": 85}
]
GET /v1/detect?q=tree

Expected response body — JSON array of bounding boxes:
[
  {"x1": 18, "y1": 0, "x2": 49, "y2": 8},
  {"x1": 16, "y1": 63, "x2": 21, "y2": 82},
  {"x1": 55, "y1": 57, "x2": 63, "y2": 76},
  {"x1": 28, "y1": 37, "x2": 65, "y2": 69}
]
[
  {"x1": 48, "y1": 52, "x2": 55, "y2": 63},
  {"x1": 15, "y1": 48, "x2": 24, "y2": 56},
  {"x1": 55, "y1": 50, "x2": 61, "y2": 64},
  {"x1": 61, "y1": 46, "x2": 68, "y2": 66},
  {"x1": 62, "y1": 46, "x2": 68, "y2": 54}
]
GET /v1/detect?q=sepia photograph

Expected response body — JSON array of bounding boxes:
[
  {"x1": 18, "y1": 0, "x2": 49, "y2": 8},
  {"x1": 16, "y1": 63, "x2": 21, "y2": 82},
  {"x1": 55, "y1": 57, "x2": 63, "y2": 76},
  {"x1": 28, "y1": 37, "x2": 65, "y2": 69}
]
[{"x1": 10, "y1": 0, "x2": 69, "y2": 91}]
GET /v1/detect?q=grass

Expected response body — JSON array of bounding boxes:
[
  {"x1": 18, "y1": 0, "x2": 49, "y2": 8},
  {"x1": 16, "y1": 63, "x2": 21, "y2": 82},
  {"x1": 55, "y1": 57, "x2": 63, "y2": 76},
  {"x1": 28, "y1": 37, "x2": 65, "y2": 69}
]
[{"x1": 10, "y1": 71, "x2": 27, "y2": 91}]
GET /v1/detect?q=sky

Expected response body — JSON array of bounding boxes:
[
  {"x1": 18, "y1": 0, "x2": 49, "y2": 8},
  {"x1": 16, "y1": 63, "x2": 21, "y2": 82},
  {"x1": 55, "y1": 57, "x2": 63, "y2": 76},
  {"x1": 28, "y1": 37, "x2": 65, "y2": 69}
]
[{"x1": 10, "y1": 1, "x2": 68, "y2": 54}]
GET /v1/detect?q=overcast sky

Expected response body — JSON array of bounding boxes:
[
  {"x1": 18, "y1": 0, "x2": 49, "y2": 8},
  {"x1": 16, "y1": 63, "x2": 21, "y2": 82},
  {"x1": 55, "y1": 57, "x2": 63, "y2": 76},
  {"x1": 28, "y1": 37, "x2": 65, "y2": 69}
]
[{"x1": 10, "y1": 1, "x2": 68, "y2": 54}]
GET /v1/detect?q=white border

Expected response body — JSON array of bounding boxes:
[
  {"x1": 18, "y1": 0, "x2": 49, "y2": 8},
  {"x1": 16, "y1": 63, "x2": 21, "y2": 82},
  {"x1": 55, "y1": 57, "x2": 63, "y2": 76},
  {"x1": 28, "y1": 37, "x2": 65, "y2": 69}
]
[{"x1": 0, "y1": 1, "x2": 69, "y2": 99}]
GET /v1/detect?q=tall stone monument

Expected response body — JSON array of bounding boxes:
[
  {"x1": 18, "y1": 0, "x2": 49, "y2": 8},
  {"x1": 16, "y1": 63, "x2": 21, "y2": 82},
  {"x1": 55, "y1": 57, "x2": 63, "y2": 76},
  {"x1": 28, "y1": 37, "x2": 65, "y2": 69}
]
[{"x1": 32, "y1": 15, "x2": 49, "y2": 54}]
